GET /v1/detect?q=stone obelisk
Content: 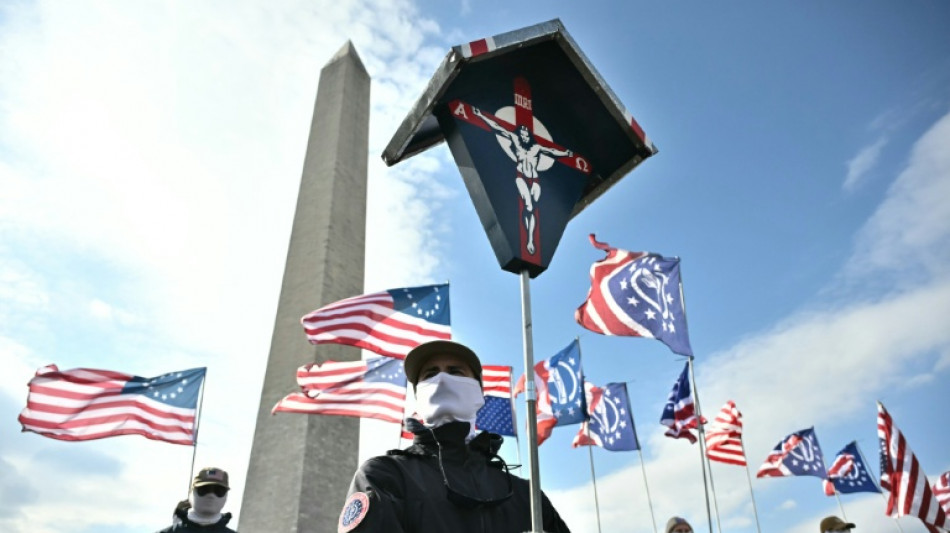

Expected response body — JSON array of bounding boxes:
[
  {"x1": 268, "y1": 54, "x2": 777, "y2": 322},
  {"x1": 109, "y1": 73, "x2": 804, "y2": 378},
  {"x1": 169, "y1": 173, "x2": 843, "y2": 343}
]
[{"x1": 241, "y1": 42, "x2": 369, "y2": 533}]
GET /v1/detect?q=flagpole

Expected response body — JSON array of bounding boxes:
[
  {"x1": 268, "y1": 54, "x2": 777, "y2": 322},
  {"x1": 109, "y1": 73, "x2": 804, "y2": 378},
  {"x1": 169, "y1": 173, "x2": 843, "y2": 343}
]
[
  {"x1": 678, "y1": 264, "x2": 716, "y2": 533},
  {"x1": 578, "y1": 339, "x2": 603, "y2": 533},
  {"x1": 624, "y1": 379, "x2": 659, "y2": 533},
  {"x1": 585, "y1": 425, "x2": 603, "y2": 533},
  {"x1": 833, "y1": 490, "x2": 847, "y2": 520},
  {"x1": 186, "y1": 371, "x2": 208, "y2": 498},
  {"x1": 739, "y1": 442, "x2": 764, "y2": 533},
  {"x1": 509, "y1": 371, "x2": 524, "y2": 472},
  {"x1": 817, "y1": 435, "x2": 848, "y2": 521},
  {"x1": 855, "y1": 442, "x2": 904, "y2": 533},
  {"x1": 637, "y1": 448, "x2": 659, "y2": 533},
  {"x1": 687, "y1": 356, "x2": 719, "y2": 533},
  {"x1": 519, "y1": 269, "x2": 544, "y2": 533}
]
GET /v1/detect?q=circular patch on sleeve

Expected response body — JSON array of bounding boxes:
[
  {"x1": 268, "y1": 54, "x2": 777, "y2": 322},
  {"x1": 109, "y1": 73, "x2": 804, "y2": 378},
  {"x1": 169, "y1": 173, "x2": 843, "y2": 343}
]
[{"x1": 338, "y1": 491, "x2": 370, "y2": 533}]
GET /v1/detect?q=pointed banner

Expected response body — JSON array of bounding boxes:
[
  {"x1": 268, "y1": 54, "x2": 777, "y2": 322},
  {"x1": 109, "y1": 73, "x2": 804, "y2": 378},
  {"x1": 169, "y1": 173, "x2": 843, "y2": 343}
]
[
  {"x1": 301, "y1": 284, "x2": 451, "y2": 359},
  {"x1": 476, "y1": 365, "x2": 517, "y2": 437},
  {"x1": 573, "y1": 381, "x2": 639, "y2": 451},
  {"x1": 18, "y1": 365, "x2": 205, "y2": 445},
  {"x1": 383, "y1": 20, "x2": 658, "y2": 277},
  {"x1": 575, "y1": 235, "x2": 692, "y2": 356},
  {"x1": 757, "y1": 427, "x2": 828, "y2": 479},
  {"x1": 704, "y1": 400, "x2": 747, "y2": 466},
  {"x1": 822, "y1": 441, "x2": 880, "y2": 496},
  {"x1": 878, "y1": 402, "x2": 948, "y2": 531},
  {"x1": 660, "y1": 362, "x2": 703, "y2": 444},
  {"x1": 273, "y1": 357, "x2": 407, "y2": 424},
  {"x1": 514, "y1": 339, "x2": 586, "y2": 444}
]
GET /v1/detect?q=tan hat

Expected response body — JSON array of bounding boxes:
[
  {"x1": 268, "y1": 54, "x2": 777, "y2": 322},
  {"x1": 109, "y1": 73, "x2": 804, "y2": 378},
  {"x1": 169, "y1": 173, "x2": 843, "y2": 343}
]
[
  {"x1": 820, "y1": 516, "x2": 855, "y2": 532},
  {"x1": 666, "y1": 516, "x2": 692, "y2": 533},
  {"x1": 404, "y1": 340, "x2": 482, "y2": 387},
  {"x1": 193, "y1": 467, "x2": 229, "y2": 489}
]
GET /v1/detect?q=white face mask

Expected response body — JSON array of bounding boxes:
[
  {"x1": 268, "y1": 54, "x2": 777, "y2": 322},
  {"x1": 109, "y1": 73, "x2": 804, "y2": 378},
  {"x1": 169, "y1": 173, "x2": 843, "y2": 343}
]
[
  {"x1": 190, "y1": 491, "x2": 227, "y2": 523},
  {"x1": 415, "y1": 372, "x2": 484, "y2": 428}
]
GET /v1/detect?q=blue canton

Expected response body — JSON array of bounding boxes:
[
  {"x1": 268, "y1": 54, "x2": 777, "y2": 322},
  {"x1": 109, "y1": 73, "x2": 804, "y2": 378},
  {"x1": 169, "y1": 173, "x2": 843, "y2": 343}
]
[
  {"x1": 121, "y1": 367, "x2": 206, "y2": 409},
  {"x1": 832, "y1": 441, "x2": 881, "y2": 494},
  {"x1": 607, "y1": 254, "x2": 692, "y2": 356},
  {"x1": 389, "y1": 284, "x2": 450, "y2": 326},
  {"x1": 589, "y1": 383, "x2": 639, "y2": 451},
  {"x1": 549, "y1": 340, "x2": 586, "y2": 427}
]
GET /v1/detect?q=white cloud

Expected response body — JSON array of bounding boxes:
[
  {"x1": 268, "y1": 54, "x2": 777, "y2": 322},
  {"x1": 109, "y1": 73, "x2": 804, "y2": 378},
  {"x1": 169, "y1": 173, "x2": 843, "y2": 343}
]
[
  {"x1": 846, "y1": 109, "x2": 950, "y2": 281},
  {"x1": 843, "y1": 136, "x2": 888, "y2": 192}
]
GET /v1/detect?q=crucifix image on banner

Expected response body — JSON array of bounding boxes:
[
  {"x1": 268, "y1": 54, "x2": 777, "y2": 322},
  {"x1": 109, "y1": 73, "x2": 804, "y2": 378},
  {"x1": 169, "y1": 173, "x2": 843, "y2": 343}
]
[{"x1": 447, "y1": 76, "x2": 591, "y2": 268}]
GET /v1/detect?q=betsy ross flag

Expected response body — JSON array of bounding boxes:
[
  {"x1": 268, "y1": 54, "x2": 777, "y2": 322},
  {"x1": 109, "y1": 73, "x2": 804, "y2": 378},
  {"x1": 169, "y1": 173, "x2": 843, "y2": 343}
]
[
  {"x1": 660, "y1": 362, "x2": 703, "y2": 444},
  {"x1": 575, "y1": 234, "x2": 692, "y2": 356},
  {"x1": 757, "y1": 427, "x2": 827, "y2": 479},
  {"x1": 273, "y1": 357, "x2": 407, "y2": 424},
  {"x1": 704, "y1": 400, "x2": 747, "y2": 466},
  {"x1": 572, "y1": 381, "x2": 639, "y2": 451},
  {"x1": 301, "y1": 284, "x2": 451, "y2": 359},
  {"x1": 822, "y1": 441, "x2": 879, "y2": 496},
  {"x1": 18, "y1": 365, "x2": 205, "y2": 446},
  {"x1": 476, "y1": 365, "x2": 517, "y2": 437},
  {"x1": 514, "y1": 339, "x2": 586, "y2": 445},
  {"x1": 878, "y1": 402, "x2": 948, "y2": 532},
  {"x1": 934, "y1": 472, "x2": 950, "y2": 514}
]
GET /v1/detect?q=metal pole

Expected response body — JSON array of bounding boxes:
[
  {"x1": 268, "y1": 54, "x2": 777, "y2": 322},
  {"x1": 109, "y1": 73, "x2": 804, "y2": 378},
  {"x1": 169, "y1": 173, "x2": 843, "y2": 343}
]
[
  {"x1": 586, "y1": 429, "x2": 603, "y2": 533},
  {"x1": 687, "y1": 356, "x2": 717, "y2": 533},
  {"x1": 678, "y1": 266, "x2": 715, "y2": 533},
  {"x1": 833, "y1": 490, "x2": 847, "y2": 520},
  {"x1": 637, "y1": 448, "x2": 659, "y2": 533},
  {"x1": 186, "y1": 372, "x2": 208, "y2": 498},
  {"x1": 519, "y1": 269, "x2": 544, "y2": 533},
  {"x1": 740, "y1": 444, "x2": 764, "y2": 533}
]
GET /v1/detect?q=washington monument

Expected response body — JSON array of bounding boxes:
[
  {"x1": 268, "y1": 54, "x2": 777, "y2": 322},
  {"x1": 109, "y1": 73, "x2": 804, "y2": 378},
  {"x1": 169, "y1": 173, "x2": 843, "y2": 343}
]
[{"x1": 241, "y1": 41, "x2": 370, "y2": 533}]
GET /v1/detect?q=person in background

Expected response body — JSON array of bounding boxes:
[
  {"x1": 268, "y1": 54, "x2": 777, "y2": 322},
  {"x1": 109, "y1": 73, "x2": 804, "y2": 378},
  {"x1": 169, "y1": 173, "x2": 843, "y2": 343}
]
[
  {"x1": 820, "y1": 516, "x2": 856, "y2": 533},
  {"x1": 158, "y1": 467, "x2": 236, "y2": 532},
  {"x1": 339, "y1": 340, "x2": 571, "y2": 533},
  {"x1": 666, "y1": 516, "x2": 693, "y2": 533}
]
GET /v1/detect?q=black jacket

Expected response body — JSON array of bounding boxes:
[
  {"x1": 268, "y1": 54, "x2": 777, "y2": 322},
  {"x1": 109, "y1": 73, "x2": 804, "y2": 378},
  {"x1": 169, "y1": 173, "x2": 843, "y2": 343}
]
[
  {"x1": 342, "y1": 421, "x2": 570, "y2": 533},
  {"x1": 157, "y1": 509, "x2": 237, "y2": 532}
]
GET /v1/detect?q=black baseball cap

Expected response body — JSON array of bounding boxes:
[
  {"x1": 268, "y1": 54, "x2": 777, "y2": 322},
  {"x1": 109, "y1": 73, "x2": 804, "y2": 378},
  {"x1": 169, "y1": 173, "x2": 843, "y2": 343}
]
[{"x1": 404, "y1": 340, "x2": 482, "y2": 387}]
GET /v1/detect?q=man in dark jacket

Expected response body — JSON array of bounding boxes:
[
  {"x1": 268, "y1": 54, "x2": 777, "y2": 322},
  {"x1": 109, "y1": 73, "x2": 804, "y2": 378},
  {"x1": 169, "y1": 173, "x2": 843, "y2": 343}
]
[
  {"x1": 339, "y1": 340, "x2": 571, "y2": 533},
  {"x1": 158, "y1": 466, "x2": 237, "y2": 532}
]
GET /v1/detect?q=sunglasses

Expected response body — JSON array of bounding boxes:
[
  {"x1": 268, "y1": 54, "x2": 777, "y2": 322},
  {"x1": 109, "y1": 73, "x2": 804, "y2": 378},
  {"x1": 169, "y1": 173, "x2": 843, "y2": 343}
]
[
  {"x1": 194, "y1": 485, "x2": 228, "y2": 497},
  {"x1": 429, "y1": 429, "x2": 513, "y2": 509}
]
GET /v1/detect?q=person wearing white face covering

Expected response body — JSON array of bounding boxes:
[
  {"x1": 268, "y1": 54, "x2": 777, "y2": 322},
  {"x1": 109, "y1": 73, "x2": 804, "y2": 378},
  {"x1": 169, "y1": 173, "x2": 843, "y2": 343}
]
[
  {"x1": 157, "y1": 467, "x2": 237, "y2": 532},
  {"x1": 339, "y1": 340, "x2": 571, "y2": 533}
]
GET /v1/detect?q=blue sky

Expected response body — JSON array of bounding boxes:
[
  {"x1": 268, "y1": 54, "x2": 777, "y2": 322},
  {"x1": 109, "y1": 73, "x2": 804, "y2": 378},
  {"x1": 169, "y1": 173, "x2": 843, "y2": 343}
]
[{"x1": 1, "y1": 1, "x2": 948, "y2": 532}]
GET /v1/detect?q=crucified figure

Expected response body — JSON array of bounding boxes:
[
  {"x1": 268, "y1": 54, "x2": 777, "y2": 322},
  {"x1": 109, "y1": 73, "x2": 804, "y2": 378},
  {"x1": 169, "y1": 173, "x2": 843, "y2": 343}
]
[{"x1": 473, "y1": 108, "x2": 573, "y2": 255}]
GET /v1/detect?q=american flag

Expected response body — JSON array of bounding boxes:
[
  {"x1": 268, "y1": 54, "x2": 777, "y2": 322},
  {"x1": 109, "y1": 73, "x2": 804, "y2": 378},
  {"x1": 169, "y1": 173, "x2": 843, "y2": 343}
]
[
  {"x1": 514, "y1": 339, "x2": 586, "y2": 445},
  {"x1": 301, "y1": 284, "x2": 451, "y2": 359},
  {"x1": 18, "y1": 365, "x2": 205, "y2": 446},
  {"x1": 572, "y1": 381, "x2": 639, "y2": 452},
  {"x1": 704, "y1": 400, "x2": 747, "y2": 466},
  {"x1": 660, "y1": 362, "x2": 703, "y2": 444},
  {"x1": 272, "y1": 357, "x2": 407, "y2": 424},
  {"x1": 822, "y1": 441, "x2": 879, "y2": 496},
  {"x1": 475, "y1": 365, "x2": 517, "y2": 437},
  {"x1": 934, "y1": 471, "x2": 950, "y2": 515},
  {"x1": 757, "y1": 427, "x2": 827, "y2": 479},
  {"x1": 878, "y1": 402, "x2": 948, "y2": 532},
  {"x1": 575, "y1": 234, "x2": 693, "y2": 356}
]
